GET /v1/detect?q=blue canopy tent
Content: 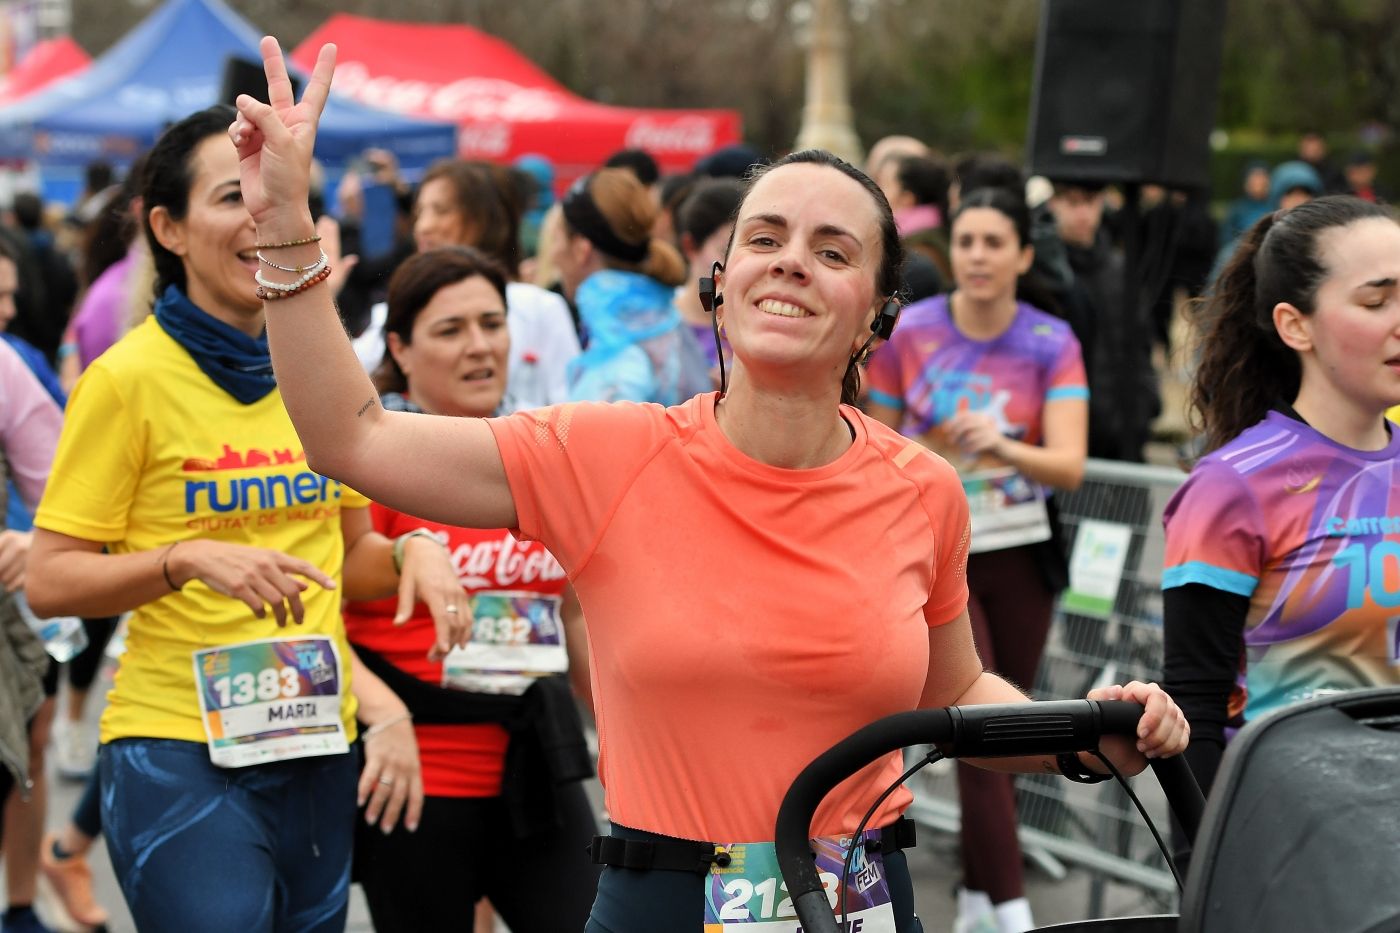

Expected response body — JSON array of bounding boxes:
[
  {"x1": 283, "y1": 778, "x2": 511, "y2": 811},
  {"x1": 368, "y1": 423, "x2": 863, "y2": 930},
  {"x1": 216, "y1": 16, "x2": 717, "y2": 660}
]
[{"x1": 0, "y1": 0, "x2": 457, "y2": 202}]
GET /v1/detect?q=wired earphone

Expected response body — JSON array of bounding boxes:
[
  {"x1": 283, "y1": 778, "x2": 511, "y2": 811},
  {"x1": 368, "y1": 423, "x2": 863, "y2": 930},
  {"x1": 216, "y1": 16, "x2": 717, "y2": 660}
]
[{"x1": 698, "y1": 261, "x2": 901, "y2": 396}]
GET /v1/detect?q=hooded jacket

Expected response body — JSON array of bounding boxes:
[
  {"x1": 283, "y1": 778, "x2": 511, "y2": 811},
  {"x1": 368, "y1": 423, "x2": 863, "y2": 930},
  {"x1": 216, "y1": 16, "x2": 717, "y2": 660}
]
[{"x1": 567, "y1": 269, "x2": 711, "y2": 406}]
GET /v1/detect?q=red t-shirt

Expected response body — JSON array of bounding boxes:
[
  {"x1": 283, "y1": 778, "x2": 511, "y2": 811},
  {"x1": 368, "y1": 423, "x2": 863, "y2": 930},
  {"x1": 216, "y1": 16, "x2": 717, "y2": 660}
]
[
  {"x1": 343, "y1": 503, "x2": 568, "y2": 797},
  {"x1": 488, "y1": 393, "x2": 970, "y2": 841}
]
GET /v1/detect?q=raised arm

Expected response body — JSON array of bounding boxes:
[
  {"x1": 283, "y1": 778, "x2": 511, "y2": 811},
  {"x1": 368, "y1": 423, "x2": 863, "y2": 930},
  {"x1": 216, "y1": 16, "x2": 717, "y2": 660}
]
[{"x1": 229, "y1": 38, "x2": 515, "y2": 530}]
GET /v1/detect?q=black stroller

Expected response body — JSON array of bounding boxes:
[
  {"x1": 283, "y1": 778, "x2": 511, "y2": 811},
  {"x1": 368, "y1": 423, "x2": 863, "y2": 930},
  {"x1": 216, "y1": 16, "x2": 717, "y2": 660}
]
[{"x1": 775, "y1": 689, "x2": 1400, "y2": 933}]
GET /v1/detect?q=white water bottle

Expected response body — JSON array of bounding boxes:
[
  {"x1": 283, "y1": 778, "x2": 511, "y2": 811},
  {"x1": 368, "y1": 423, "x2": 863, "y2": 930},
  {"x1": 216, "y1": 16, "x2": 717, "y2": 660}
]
[{"x1": 12, "y1": 591, "x2": 88, "y2": 663}]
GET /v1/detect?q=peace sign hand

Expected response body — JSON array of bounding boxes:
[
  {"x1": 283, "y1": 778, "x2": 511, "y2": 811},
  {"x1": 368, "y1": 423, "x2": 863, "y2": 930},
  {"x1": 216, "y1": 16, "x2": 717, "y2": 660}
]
[{"x1": 229, "y1": 37, "x2": 336, "y2": 228}]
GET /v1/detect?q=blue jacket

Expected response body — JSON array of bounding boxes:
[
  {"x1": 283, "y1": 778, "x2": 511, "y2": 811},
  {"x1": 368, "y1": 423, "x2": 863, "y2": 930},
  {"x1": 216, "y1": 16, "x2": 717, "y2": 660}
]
[{"x1": 567, "y1": 270, "x2": 710, "y2": 406}]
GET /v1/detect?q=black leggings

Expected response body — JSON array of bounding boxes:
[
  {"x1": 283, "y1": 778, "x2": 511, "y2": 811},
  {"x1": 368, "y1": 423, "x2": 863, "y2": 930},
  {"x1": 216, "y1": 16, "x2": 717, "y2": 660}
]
[
  {"x1": 355, "y1": 783, "x2": 600, "y2": 933},
  {"x1": 956, "y1": 545, "x2": 1055, "y2": 904},
  {"x1": 67, "y1": 617, "x2": 117, "y2": 691}
]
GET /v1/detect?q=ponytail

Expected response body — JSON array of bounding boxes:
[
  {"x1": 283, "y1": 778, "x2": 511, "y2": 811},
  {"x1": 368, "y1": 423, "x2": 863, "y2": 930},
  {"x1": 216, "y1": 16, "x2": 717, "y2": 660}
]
[
  {"x1": 1190, "y1": 213, "x2": 1292, "y2": 452},
  {"x1": 639, "y1": 238, "x2": 687, "y2": 288},
  {"x1": 564, "y1": 168, "x2": 686, "y2": 287},
  {"x1": 1190, "y1": 195, "x2": 1393, "y2": 453}
]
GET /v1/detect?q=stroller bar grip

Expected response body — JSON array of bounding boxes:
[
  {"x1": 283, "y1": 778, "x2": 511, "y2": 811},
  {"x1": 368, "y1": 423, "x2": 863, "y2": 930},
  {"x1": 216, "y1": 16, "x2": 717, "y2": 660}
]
[
  {"x1": 776, "y1": 700, "x2": 1162, "y2": 933},
  {"x1": 947, "y1": 699, "x2": 1144, "y2": 756}
]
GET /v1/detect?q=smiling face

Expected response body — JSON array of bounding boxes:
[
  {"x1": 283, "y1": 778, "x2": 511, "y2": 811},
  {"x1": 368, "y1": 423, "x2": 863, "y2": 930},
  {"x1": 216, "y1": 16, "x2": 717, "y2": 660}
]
[
  {"x1": 1286, "y1": 217, "x2": 1400, "y2": 413},
  {"x1": 413, "y1": 176, "x2": 473, "y2": 252},
  {"x1": 718, "y1": 162, "x2": 885, "y2": 391},
  {"x1": 950, "y1": 206, "x2": 1033, "y2": 305},
  {"x1": 151, "y1": 134, "x2": 260, "y2": 317},
  {"x1": 387, "y1": 275, "x2": 509, "y2": 418}
]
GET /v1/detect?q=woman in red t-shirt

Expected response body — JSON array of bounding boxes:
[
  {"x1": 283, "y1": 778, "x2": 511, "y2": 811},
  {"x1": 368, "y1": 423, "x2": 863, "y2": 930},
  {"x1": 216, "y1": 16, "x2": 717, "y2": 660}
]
[{"x1": 343, "y1": 247, "x2": 597, "y2": 933}]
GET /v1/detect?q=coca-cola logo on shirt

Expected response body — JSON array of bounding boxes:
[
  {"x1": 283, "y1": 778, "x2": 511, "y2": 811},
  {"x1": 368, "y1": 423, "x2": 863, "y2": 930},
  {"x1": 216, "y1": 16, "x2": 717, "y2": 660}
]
[
  {"x1": 450, "y1": 530, "x2": 566, "y2": 589},
  {"x1": 334, "y1": 61, "x2": 564, "y2": 123},
  {"x1": 624, "y1": 117, "x2": 717, "y2": 155}
]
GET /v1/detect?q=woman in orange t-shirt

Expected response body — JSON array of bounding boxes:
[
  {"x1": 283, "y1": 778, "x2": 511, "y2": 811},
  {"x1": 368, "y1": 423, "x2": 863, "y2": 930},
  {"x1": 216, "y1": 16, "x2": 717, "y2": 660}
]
[
  {"x1": 343, "y1": 247, "x2": 597, "y2": 933},
  {"x1": 232, "y1": 40, "x2": 1189, "y2": 932}
]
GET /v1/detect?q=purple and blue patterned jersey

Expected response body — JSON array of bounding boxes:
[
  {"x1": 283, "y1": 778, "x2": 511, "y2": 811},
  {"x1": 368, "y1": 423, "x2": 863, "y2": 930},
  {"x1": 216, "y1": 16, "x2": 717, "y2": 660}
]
[
  {"x1": 1164, "y1": 411, "x2": 1400, "y2": 721},
  {"x1": 865, "y1": 295, "x2": 1087, "y2": 464}
]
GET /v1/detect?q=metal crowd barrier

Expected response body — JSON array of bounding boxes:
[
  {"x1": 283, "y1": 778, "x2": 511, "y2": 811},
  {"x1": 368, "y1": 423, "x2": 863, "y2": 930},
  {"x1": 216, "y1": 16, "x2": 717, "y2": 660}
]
[{"x1": 905, "y1": 457, "x2": 1188, "y2": 916}]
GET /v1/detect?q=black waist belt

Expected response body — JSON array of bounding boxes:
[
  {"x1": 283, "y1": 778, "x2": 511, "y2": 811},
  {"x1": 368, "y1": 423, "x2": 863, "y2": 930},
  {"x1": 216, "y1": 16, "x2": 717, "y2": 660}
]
[{"x1": 589, "y1": 817, "x2": 918, "y2": 875}]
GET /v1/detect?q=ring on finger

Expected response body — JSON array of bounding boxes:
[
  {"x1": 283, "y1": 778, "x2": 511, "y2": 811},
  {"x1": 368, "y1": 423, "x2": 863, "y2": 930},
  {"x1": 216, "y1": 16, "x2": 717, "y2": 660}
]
[
  {"x1": 445, "y1": 605, "x2": 460, "y2": 614},
  {"x1": 378, "y1": 776, "x2": 393, "y2": 786}
]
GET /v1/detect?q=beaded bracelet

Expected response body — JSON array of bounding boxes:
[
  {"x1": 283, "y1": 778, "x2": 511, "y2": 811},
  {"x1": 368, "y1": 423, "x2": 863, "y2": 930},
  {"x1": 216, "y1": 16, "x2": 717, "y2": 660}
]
[
  {"x1": 254, "y1": 253, "x2": 329, "y2": 293},
  {"x1": 255, "y1": 234, "x2": 321, "y2": 250},
  {"x1": 256, "y1": 265, "x2": 332, "y2": 301},
  {"x1": 258, "y1": 248, "x2": 328, "y2": 274}
]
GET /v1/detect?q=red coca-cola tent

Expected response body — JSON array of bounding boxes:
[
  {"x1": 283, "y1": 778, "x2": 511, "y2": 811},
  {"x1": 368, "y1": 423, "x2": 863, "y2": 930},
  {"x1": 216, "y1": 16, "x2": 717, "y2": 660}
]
[
  {"x1": 0, "y1": 36, "x2": 91, "y2": 106},
  {"x1": 291, "y1": 15, "x2": 741, "y2": 187}
]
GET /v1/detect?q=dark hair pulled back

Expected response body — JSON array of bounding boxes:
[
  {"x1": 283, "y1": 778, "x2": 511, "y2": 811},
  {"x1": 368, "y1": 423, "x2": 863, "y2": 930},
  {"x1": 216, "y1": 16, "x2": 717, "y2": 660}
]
[
  {"x1": 373, "y1": 246, "x2": 511, "y2": 395},
  {"x1": 729, "y1": 149, "x2": 905, "y2": 405},
  {"x1": 1192, "y1": 195, "x2": 1395, "y2": 452},
  {"x1": 952, "y1": 186, "x2": 1031, "y2": 245},
  {"x1": 948, "y1": 185, "x2": 1070, "y2": 318},
  {"x1": 141, "y1": 105, "x2": 236, "y2": 300},
  {"x1": 676, "y1": 178, "x2": 743, "y2": 250},
  {"x1": 562, "y1": 168, "x2": 687, "y2": 287}
]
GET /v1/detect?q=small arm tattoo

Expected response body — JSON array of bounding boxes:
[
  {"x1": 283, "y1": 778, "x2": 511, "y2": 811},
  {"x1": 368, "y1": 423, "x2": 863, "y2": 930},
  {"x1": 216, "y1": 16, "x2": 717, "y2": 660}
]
[{"x1": 356, "y1": 398, "x2": 376, "y2": 417}]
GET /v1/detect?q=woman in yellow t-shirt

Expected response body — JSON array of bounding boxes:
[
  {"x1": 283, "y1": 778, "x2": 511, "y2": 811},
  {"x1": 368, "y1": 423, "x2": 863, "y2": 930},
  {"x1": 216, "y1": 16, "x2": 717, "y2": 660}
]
[{"x1": 26, "y1": 107, "x2": 463, "y2": 933}]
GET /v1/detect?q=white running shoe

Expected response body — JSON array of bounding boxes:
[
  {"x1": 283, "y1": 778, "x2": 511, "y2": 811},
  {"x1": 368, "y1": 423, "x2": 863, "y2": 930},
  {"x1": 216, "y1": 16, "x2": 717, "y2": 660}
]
[
  {"x1": 952, "y1": 888, "x2": 998, "y2": 933},
  {"x1": 994, "y1": 897, "x2": 1035, "y2": 933},
  {"x1": 54, "y1": 721, "x2": 95, "y2": 781}
]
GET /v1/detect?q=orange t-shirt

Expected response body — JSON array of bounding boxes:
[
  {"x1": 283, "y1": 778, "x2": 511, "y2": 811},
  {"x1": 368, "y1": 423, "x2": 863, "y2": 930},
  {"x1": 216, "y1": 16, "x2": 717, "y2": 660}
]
[{"x1": 487, "y1": 393, "x2": 969, "y2": 841}]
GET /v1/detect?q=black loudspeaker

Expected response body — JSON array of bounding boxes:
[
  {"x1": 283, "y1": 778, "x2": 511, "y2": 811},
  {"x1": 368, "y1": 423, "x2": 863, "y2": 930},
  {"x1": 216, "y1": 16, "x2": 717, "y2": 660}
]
[
  {"x1": 1026, "y1": 0, "x2": 1226, "y2": 189},
  {"x1": 218, "y1": 56, "x2": 301, "y2": 107}
]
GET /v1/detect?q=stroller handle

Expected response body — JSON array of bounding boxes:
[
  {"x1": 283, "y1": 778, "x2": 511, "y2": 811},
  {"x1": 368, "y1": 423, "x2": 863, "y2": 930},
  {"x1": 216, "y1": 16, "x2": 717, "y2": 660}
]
[{"x1": 774, "y1": 699, "x2": 1204, "y2": 933}]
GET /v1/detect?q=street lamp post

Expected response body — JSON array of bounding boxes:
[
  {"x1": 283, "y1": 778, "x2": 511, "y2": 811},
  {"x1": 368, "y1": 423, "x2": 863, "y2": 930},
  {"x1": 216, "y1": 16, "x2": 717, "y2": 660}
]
[{"x1": 794, "y1": 0, "x2": 863, "y2": 163}]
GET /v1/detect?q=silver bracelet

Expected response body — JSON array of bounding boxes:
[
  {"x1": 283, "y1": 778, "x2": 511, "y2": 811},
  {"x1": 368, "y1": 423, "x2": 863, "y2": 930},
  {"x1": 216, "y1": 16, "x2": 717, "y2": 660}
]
[
  {"x1": 393, "y1": 528, "x2": 443, "y2": 574},
  {"x1": 363, "y1": 711, "x2": 413, "y2": 741},
  {"x1": 257, "y1": 248, "x2": 328, "y2": 274}
]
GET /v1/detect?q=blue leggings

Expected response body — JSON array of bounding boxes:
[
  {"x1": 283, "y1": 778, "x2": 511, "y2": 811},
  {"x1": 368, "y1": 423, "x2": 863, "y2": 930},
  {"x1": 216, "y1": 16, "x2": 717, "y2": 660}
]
[{"x1": 100, "y1": 738, "x2": 358, "y2": 933}]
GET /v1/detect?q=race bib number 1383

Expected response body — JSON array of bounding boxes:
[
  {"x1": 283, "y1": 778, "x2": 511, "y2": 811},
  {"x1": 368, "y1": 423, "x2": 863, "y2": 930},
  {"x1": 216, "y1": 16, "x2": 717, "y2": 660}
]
[{"x1": 193, "y1": 637, "x2": 347, "y2": 768}]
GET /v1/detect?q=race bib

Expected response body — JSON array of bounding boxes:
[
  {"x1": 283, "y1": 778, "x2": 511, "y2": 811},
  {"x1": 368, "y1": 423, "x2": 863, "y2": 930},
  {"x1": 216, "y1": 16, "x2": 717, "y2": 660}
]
[
  {"x1": 962, "y1": 467, "x2": 1052, "y2": 554},
  {"x1": 442, "y1": 592, "x2": 567, "y2": 695},
  {"x1": 193, "y1": 637, "x2": 348, "y2": 768},
  {"x1": 703, "y1": 831, "x2": 895, "y2": 932}
]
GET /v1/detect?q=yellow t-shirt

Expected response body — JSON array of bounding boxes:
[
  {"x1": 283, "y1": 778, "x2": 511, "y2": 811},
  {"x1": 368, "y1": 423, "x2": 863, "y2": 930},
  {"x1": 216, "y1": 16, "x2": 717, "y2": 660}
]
[
  {"x1": 35, "y1": 317, "x2": 365, "y2": 745},
  {"x1": 1390, "y1": 406, "x2": 1400, "y2": 423}
]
